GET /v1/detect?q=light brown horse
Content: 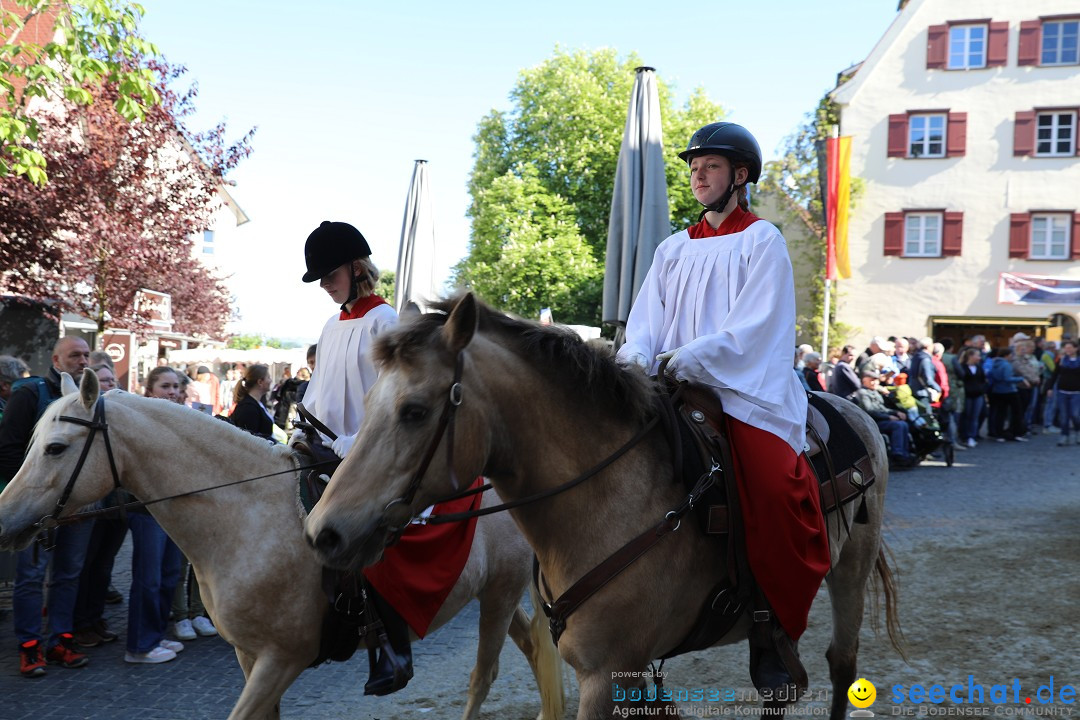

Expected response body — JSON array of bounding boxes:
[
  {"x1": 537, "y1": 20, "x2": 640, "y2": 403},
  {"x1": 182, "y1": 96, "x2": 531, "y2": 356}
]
[
  {"x1": 304, "y1": 293, "x2": 902, "y2": 720},
  {"x1": 0, "y1": 370, "x2": 564, "y2": 720}
]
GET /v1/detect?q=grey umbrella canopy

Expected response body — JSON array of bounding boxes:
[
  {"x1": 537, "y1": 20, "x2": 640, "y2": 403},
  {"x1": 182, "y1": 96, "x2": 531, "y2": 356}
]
[
  {"x1": 602, "y1": 66, "x2": 671, "y2": 343},
  {"x1": 394, "y1": 160, "x2": 437, "y2": 312}
]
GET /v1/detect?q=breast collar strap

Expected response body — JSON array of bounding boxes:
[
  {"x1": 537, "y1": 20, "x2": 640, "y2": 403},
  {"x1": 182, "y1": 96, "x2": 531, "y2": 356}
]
[{"x1": 38, "y1": 396, "x2": 123, "y2": 533}]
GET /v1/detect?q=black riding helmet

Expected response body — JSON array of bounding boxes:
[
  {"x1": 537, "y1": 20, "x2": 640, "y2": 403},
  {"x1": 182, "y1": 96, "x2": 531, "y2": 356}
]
[
  {"x1": 301, "y1": 221, "x2": 372, "y2": 283},
  {"x1": 678, "y1": 122, "x2": 762, "y2": 182}
]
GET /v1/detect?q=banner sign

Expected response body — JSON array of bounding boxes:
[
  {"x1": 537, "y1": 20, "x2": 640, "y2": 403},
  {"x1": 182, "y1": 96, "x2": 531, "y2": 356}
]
[
  {"x1": 998, "y1": 273, "x2": 1080, "y2": 306},
  {"x1": 135, "y1": 288, "x2": 173, "y2": 331}
]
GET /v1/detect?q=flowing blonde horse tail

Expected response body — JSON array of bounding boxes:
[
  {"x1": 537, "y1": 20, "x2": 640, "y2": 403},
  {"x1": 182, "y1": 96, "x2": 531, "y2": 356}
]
[
  {"x1": 528, "y1": 580, "x2": 566, "y2": 720},
  {"x1": 869, "y1": 541, "x2": 908, "y2": 661}
]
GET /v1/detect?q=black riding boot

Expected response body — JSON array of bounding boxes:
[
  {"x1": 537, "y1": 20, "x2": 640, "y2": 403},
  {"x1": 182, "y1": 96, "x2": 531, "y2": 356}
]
[
  {"x1": 749, "y1": 619, "x2": 808, "y2": 703},
  {"x1": 363, "y1": 589, "x2": 413, "y2": 697}
]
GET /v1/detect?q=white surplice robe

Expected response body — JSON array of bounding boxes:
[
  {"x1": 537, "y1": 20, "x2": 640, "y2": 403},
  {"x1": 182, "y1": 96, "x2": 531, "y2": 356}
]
[
  {"x1": 616, "y1": 219, "x2": 807, "y2": 453},
  {"x1": 303, "y1": 304, "x2": 398, "y2": 441}
]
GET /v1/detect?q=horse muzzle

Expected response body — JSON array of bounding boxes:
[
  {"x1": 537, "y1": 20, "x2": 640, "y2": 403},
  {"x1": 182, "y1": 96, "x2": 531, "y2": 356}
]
[{"x1": 305, "y1": 514, "x2": 389, "y2": 571}]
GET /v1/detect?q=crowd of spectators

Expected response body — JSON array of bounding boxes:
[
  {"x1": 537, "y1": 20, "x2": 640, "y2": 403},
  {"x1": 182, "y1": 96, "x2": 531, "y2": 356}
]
[{"x1": 798, "y1": 331, "x2": 1077, "y2": 469}]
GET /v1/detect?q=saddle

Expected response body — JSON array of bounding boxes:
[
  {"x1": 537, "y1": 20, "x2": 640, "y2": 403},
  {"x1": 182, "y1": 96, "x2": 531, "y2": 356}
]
[{"x1": 658, "y1": 384, "x2": 876, "y2": 662}]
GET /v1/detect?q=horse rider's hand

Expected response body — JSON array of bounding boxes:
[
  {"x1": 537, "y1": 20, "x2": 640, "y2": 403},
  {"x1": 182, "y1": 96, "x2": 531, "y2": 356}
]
[
  {"x1": 331, "y1": 433, "x2": 357, "y2": 459},
  {"x1": 288, "y1": 429, "x2": 304, "y2": 447},
  {"x1": 620, "y1": 352, "x2": 650, "y2": 373},
  {"x1": 656, "y1": 347, "x2": 682, "y2": 371}
]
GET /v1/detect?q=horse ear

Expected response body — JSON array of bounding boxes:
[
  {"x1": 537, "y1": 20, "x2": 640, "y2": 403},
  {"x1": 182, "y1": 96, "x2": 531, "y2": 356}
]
[
  {"x1": 79, "y1": 368, "x2": 99, "y2": 410},
  {"x1": 60, "y1": 372, "x2": 78, "y2": 397},
  {"x1": 442, "y1": 293, "x2": 478, "y2": 354}
]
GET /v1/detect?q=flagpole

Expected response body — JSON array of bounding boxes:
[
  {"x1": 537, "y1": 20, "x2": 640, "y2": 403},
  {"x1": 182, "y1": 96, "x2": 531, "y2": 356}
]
[{"x1": 822, "y1": 125, "x2": 838, "y2": 358}]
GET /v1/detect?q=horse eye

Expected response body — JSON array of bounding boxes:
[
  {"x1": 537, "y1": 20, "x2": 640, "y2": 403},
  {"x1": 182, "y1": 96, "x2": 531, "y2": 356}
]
[
  {"x1": 399, "y1": 404, "x2": 428, "y2": 424},
  {"x1": 44, "y1": 443, "x2": 67, "y2": 456}
]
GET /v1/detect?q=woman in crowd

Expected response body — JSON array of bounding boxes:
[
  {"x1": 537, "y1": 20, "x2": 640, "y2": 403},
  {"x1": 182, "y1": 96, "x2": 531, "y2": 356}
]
[
  {"x1": 1047, "y1": 340, "x2": 1080, "y2": 446},
  {"x1": 229, "y1": 364, "x2": 275, "y2": 440},
  {"x1": 958, "y1": 347, "x2": 986, "y2": 448},
  {"x1": 125, "y1": 367, "x2": 186, "y2": 664}
]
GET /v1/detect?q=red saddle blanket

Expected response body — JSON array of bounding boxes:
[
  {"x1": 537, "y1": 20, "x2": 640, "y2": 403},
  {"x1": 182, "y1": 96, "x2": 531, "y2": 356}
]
[{"x1": 362, "y1": 477, "x2": 484, "y2": 638}]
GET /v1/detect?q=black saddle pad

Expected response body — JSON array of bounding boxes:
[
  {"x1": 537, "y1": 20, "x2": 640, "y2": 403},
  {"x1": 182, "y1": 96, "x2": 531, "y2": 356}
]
[{"x1": 806, "y1": 392, "x2": 869, "y2": 485}]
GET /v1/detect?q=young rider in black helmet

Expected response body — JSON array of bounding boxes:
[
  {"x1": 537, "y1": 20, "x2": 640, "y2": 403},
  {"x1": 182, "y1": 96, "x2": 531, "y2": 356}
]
[{"x1": 616, "y1": 122, "x2": 830, "y2": 695}]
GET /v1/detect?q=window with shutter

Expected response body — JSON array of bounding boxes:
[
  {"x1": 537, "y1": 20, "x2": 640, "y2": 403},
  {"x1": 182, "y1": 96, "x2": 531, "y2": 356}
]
[
  {"x1": 948, "y1": 24, "x2": 988, "y2": 69},
  {"x1": 887, "y1": 115, "x2": 909, "y2": 158},
  {"x1": 884, "y1": 213, "x2": 904, "y2": 256},
  {"x1": 1041, "y1": 20, "x2": 1079, "y2": 65},
  {"x1": 1014, "y1": 111, "x2": 1036, "y2": 156},
  {"x1": 942, "y1": 212, "x2": 964, "y2": 256},
  {"x1": 1030, "y1": 214, "x2": 1071, "y2": 260},
  {"x1": 1018, "y1": 20, "x2": 1042, "y2": 65},
  {"x1": 904, "y1": 213, "x2": 943, "y2": 257},
  {"x1": 1009, "y1": 214, "x2": 1030, "y2": 258},
  {"x1": 946, "y1": 113, "x2": 967, "y2": 157},
  {"x1": 986, "y1": 22, "x2": 1009, "y2": 66},
  {"x1": 1035, "y1": 111, "x2": 1077, "y2": 156},
  {"x1": 927, "y1": 24, "x2": 948, "y2": 69},
  {"x1": 909, "y1": 114, "x2": 946, "y2": 157}
]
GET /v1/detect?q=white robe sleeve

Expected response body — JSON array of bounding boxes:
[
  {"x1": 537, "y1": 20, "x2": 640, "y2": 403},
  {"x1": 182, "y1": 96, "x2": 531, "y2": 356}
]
[
  {"x1": 674, "y1": 235, "x2": 797, "y2": 411},
  {"x1": 616, "y1": 239, "x2": 672, "y2": 366}
]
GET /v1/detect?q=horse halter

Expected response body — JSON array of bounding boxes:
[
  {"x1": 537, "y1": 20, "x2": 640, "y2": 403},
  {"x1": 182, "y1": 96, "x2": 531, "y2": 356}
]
[
  {"x1": 36, "y1": 395, "x2": 123, "y2": 536},
  {"x1": 381, "y1": 350, "x2": 464, "y2": 536}
]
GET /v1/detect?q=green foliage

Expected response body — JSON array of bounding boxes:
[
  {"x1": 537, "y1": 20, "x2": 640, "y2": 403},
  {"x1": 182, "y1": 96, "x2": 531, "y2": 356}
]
[
  {"x1": 227, "y1": 334, "x2": 296, "y2": 350},
  {"x1": 457, "y1": 164, "x2": 602, "y2": 324},
  {"x1": 461, "y1": 47, "x2": 726, "y2": 325},
  {"x1": 0, "y1": 0, "x2": 162, "y2": 185},
  {"x1": 374, "y1": 269, "x2": 395, "y2": 304}
]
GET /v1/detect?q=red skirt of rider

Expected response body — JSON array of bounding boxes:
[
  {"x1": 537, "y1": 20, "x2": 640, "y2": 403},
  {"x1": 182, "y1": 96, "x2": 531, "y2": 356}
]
[
  {"x1": 362, "y1": 477, "x2": 484, "y2": 638},
  {"x1": 725, "y1": 417, "x2": 830, "y2": 640}
]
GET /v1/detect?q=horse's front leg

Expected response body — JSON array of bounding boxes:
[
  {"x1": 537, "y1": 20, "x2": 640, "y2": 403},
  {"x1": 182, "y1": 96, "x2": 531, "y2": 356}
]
[{"x1": 227, "y1": 651, "x2": 304, "y2": 720}]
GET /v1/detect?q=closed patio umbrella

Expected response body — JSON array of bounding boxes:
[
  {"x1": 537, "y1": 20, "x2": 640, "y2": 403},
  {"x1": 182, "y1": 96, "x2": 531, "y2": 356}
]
[
  {"x1": 394, "y1": 160, "x2": 437, "y2": 312},
  {"x1": 602, "y1": 66, "x2": 671, "y2": 346}
]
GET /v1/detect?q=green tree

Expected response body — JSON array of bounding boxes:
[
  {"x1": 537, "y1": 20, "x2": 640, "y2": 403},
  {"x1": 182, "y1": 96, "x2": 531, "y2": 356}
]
[
  {"x1": 227, "y1": 333, "x2": 263, "y2": 351},
  {"x1": 1, "y1": 1, "x2": 163, "y2": 185},
  {"x1": 459, "y1": 164, "x2": 602, "y2": 324},
  {"x1": 375, "y1": 269, "x2": 395, "y2": 305},
  {"x1": 460, "y1": 48, "x2": 725, "y2": 325}
]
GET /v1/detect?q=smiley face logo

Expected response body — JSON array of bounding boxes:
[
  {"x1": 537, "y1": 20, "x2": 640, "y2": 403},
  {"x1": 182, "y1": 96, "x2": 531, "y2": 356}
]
[{"x1": 848, "y1": 678, "x2": 877, "y2": 709}]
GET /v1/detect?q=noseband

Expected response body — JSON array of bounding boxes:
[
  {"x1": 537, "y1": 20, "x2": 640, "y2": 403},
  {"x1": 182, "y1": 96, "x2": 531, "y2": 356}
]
[
  {"x1": 36, "y1": 396, "x2": 122, "y2": 535},
  {"x1": 382, "y1": 350, "x2": 464, "y2": 535}
]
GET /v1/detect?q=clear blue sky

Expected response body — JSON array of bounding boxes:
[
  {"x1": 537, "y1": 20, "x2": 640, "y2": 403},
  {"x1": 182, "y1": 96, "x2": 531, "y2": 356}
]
[{"x1": 138, "y1": 0, "x2": 900, "y2": 341}]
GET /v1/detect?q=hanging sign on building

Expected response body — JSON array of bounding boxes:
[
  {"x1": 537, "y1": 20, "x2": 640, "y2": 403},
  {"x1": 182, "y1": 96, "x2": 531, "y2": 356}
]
[
  {"x1": 998, "y1": 273, "x2": 1080, "y2": 306},
  {"x1": 134, "y1": 288, "x2": 174, "y2": 332},
  {"x1": 101, "y1": 330, "x2": 137, "y2": 392}
]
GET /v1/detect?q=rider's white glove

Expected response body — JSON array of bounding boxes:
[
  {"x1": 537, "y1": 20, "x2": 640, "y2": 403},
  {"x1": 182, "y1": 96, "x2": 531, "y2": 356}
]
[
  {"x1": 656, "y1": 347, "x2": 683, "y2": 369},
  {"x1": 288, "y1": 429, "x2": 304, "y2": 447},
  {"x1": 620, "y1": 352, "x2": 650, "y2": 372},
  {"x1": 331, "y1": 433, "x2": 357, "y2": 459}
]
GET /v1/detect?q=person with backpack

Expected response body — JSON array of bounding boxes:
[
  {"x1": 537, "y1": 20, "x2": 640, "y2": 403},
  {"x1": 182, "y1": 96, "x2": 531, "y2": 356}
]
[{"x1": 0, "y1": 336, "x2": 95, "y2": 677}]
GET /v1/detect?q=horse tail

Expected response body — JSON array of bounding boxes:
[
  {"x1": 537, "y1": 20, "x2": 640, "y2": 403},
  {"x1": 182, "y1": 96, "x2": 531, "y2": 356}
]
[
  {"x1": 528, "y1": 580, "x2": 567, "y2": 720},
  {"x1": 869, "y1": 541, "x2": 907, "y2": 661}
]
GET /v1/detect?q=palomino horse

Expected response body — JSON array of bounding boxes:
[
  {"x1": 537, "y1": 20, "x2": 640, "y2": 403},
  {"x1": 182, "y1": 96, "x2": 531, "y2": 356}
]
[
  {"x1": 305, "y1": 293, "x2": 902, "y2": 720},
  {"x1": 0, "y1": 370, "x2": 564, "y2": 720}
]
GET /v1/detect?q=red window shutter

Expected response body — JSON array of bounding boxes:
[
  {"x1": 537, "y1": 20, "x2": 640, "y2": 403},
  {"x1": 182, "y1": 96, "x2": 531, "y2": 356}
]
[
  {"x1": 987, "y1": 22, "x2": 1009, "y2": 67},
  {"x1": 888, "y1": 114, "x2": 909, "y2": 158},
  {"x1": 1009, "y1": 214, "x2": 1030, "y2": 258},
  {"x1": 884, "y1": 212, "x2": 905, "y2": 256},
  {"x1": 927, "y1": 24, "x2": 948, "y2": 69},
  {"x1": 947, "y1": 112, "x2": 967, "y2": 157},
  {"x1": 943, "y1": 212, "x2": 964, "y2": 256},
  {"x1": 1072, "y1": 212, "x2": 1080, "y2": 260},
  {"x1": 1013, "y1": 111, "x2": 1036, "y2": 156},
  {"x1": 1018, "y1": 20, "x2": 1041, "y2": 66}
]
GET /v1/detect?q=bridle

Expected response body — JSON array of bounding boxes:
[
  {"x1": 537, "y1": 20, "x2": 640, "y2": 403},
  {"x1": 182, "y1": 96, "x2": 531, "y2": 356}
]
[{"x1": 35, "y1": 395, "x2": 123, "y2": 539}]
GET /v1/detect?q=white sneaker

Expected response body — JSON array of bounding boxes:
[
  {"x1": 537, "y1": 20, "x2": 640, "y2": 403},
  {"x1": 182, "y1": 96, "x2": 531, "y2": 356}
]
[
  {"x1": 173, "y1": 619, "x2": 196, "y2": 641},
  {"x1": 124, "y1": 646, "x2": 177, "y2": 664},
  {"x1": 159, "y1": 639, "x2": 184, "y2": 653},
  {"x1": 191, "y1": 616, "x2": 218, "y2": 637},
  {"x1": 966, "y1": 438, "x2": 977, "y2": 448}
]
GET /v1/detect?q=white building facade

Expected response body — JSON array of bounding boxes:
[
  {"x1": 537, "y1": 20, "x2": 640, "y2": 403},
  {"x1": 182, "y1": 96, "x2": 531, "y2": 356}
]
[{"x1": 832, "y1": 0, "x2": 1080, "y2": 348}]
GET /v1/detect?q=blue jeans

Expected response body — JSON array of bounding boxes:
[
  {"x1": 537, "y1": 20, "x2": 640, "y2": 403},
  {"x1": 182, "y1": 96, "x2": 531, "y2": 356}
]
[
  {"x1": 1058, "y1": 392, "x2": 1080, "y2": 436},
  {"x1": 13, "y1": 520, "x2": 94, "y2": 646},
  {"x1": 127, "y1": 513, "x2": 182, "y2": 654},
  {"x1": 876, "y1": 419, "x2": 912, "y2": 458},
  {"x1": 963, "y1": 395, "x2": 986, "y2": 442}
]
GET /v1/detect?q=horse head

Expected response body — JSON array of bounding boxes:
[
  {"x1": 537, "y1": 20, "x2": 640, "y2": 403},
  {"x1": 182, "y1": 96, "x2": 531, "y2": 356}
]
[
  {"x1": 305, "y1": 293, "x2": 492, "y2": 570},
  {"x1": 0, "y1": 368, "x2": 114, "y2": 550}
]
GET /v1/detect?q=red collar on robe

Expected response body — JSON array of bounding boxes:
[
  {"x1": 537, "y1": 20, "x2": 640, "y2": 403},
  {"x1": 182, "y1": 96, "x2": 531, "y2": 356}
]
[
  {"x1": 688, "y1": 206, "x2": 761, "y2": 239},
  {"x1": 339, "y1": 294, "x2": 388, "y2": 321}
]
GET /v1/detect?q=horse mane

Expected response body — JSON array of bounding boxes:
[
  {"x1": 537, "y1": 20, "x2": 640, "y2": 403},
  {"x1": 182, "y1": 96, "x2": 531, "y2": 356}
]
[
  {"x1": 35, "y1": 390, "x2": 295, "y2": 463},
  {"x1": 374, "y1": 295, "x2": 658, "y2": 422}
]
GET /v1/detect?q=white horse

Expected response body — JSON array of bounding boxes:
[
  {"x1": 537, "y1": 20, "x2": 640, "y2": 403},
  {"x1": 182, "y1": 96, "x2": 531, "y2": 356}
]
[{"x1": 0, "y1": 370, "x2": 564, "y2": 720}]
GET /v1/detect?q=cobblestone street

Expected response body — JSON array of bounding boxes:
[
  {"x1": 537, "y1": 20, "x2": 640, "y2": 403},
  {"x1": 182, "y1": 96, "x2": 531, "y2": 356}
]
[{"x1": 2, "y1": 431, "x2": 1078, "y2": 719}]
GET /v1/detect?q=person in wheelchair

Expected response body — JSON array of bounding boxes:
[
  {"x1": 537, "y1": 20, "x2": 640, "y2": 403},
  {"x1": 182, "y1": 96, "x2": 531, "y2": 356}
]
[{"x1": 853, "y1": 369, "x2": 918, "y2": 468}]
